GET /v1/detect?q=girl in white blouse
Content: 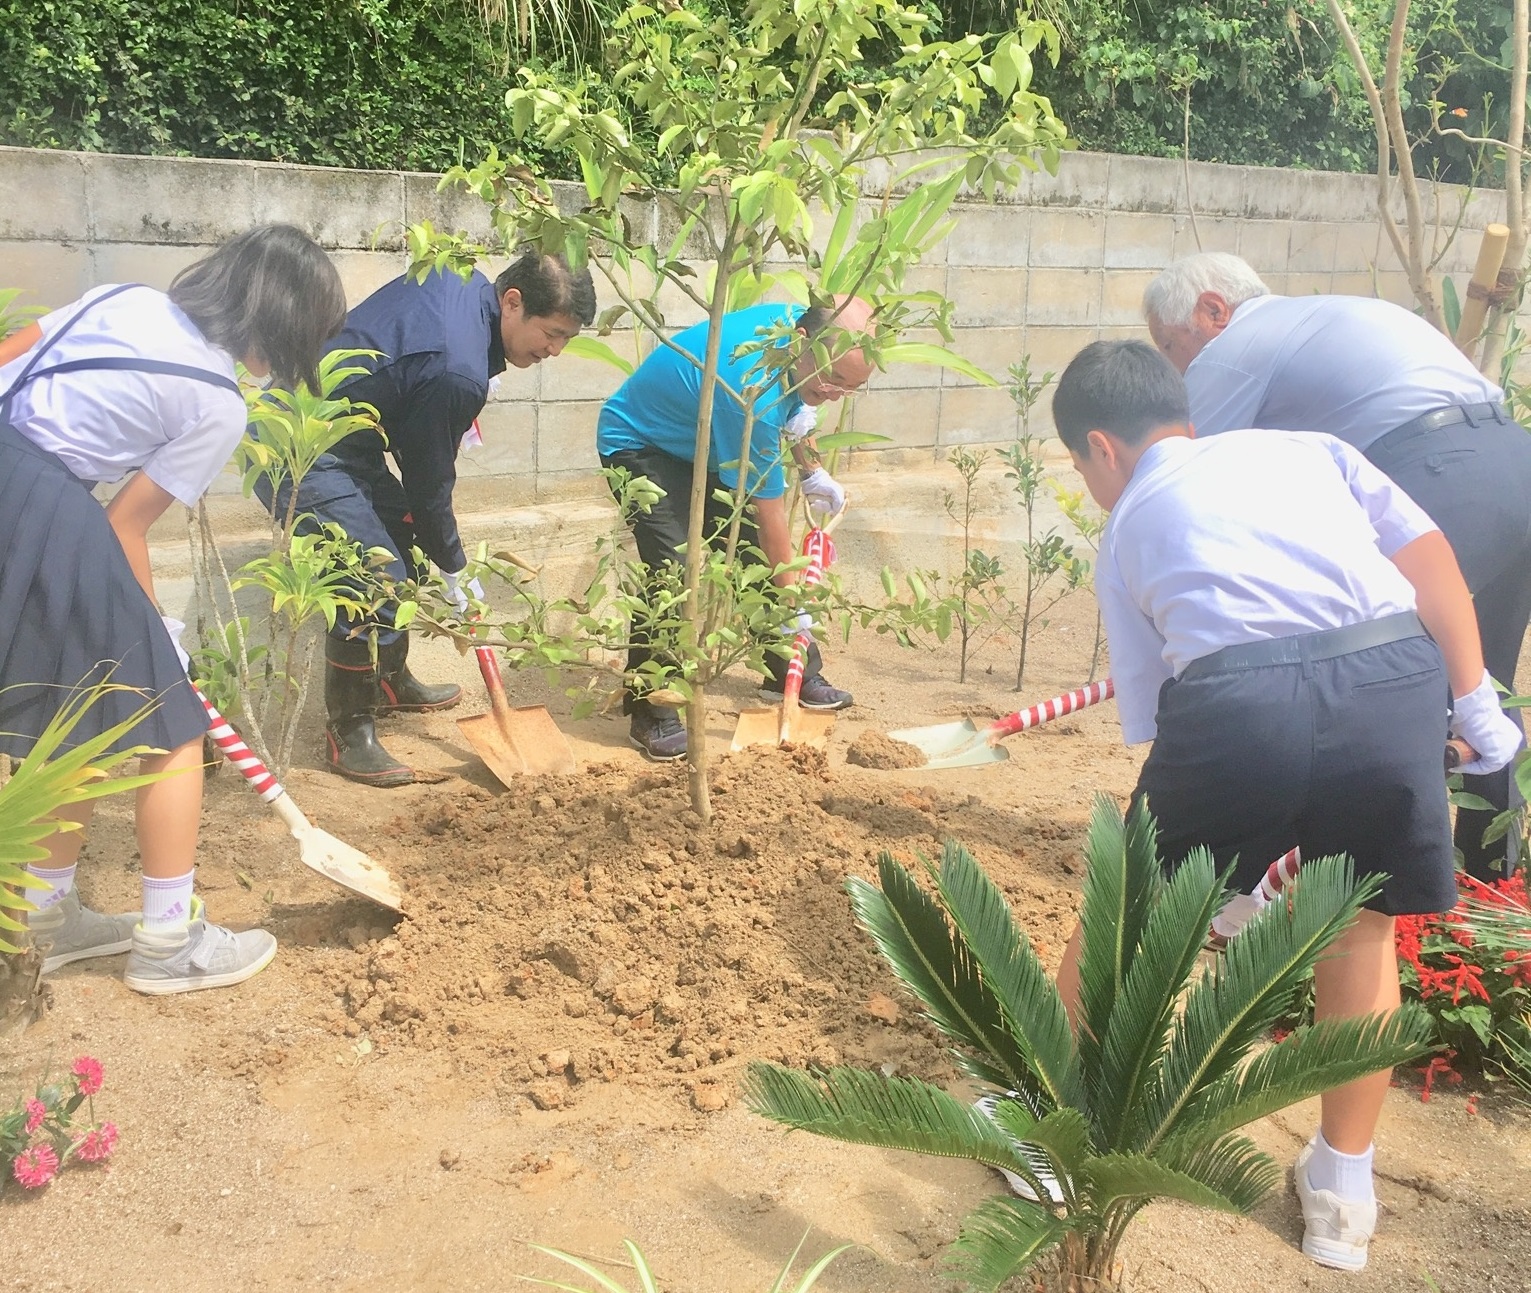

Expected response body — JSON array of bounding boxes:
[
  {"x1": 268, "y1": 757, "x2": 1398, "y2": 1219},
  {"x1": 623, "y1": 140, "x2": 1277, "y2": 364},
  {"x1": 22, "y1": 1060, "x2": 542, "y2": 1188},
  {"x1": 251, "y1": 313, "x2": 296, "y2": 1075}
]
[{"x1": 0, "y1": 224, "x2": 345, "y2": 995}]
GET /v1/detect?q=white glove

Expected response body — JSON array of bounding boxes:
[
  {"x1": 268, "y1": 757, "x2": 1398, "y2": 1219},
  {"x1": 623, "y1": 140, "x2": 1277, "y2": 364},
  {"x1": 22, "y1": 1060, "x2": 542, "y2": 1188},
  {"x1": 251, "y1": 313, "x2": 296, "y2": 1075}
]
[
  {"x1": 442, "y1": 570, "x2": 485, "y2": 615},
  {"x1": 780, "y1": 611, "x2": 815, "y2": 640},
  {"x1": 784, "y1": 406, "x2": 818, "y2": 443},
  {"x1": 1450, "y1": 669, "x2": 1524, "y2": 775},
  {"x1": 160, "y1": 617, "x2": 191, "y2": 673},
  {"x1": 800, "y1": 467, "x2": 846, "y2": 520}
]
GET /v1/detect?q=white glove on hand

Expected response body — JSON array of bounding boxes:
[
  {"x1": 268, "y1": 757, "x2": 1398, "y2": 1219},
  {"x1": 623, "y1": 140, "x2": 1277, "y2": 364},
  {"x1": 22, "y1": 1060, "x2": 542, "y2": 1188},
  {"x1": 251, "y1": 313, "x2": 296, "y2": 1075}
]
[
  {"x1": 780, "y1": 611, "x2": 815, "y2": 640},
  {"x1": 784, "y1": 406, "x2": 818, "y2": 443},
  {"x1": 1450, "y1": 669, "x2": 1524, "y2": 775},
  {"x1": 800, "y1": 467, "x2": 846, "y2": 520},
  {"x1": 160, "y1": 616, "x2": 191, "y2": 674},
  {"x1": 442, "y1": 570, "x2": 485, "y2": 615}
]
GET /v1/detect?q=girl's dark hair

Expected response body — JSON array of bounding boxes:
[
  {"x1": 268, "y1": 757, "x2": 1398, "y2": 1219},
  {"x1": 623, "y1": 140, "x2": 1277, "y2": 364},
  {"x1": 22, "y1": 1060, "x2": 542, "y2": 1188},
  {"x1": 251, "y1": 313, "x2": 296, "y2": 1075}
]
[
  {"x1": 495, "y1": 249, "x2": 596, "y2": 326},
  {"x1": 1052, "y1": 340, "x2": 1190, "y2": 453},
  {"x1": 169, "y1": 224, "x2": 346, "y2": 392}
]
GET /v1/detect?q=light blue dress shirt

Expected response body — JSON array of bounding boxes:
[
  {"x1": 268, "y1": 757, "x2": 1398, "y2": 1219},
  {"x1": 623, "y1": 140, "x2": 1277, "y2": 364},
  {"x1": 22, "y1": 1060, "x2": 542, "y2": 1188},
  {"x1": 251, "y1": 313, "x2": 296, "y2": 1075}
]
[
  {"x1": 1097, "y1": 431, "x2": 1436, "y2": 744},
  {"x1": 1185, "y1": 294, "x2": 1502, "y2": 451}
]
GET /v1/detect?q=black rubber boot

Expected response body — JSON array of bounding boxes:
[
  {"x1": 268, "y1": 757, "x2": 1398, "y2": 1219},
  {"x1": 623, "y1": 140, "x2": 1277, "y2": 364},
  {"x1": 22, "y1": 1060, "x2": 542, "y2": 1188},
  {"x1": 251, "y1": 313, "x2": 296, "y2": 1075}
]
[
  {"x1": 324, "y1": 637, "x2": 414, "y2": 787},
  {"x1": 377, "y1": 635, "x2": 462, "y2": 714}
]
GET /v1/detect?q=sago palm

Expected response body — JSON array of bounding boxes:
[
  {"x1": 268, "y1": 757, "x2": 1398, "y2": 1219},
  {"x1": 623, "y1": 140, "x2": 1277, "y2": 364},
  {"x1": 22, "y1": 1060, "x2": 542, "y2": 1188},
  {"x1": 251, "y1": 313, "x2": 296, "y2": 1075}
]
[{"x1": 744, "y1": 795, "x2": 1435, "y2": 1291}]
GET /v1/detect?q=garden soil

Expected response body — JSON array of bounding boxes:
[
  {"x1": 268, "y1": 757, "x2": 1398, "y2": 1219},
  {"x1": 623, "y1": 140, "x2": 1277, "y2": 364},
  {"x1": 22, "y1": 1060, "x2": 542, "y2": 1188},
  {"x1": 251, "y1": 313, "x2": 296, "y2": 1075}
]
[{"x1": 3, "y1": 593, "x2": 1529, "y2": 1293}]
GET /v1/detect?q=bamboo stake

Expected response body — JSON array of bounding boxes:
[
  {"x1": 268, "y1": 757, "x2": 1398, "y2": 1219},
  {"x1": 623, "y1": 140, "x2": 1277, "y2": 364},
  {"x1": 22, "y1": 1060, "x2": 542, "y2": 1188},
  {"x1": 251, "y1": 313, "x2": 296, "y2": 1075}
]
[{"x1": 1455, "y1": 223, "x2": 1511, "y2": 361}]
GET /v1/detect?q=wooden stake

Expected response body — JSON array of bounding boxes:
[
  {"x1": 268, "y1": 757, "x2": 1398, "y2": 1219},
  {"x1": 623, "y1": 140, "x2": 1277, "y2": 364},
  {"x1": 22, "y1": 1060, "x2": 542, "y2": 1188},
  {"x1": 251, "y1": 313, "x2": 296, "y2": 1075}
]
[{"x1": 1455, "y1": 222, "x2": 1511, "y2": 360}]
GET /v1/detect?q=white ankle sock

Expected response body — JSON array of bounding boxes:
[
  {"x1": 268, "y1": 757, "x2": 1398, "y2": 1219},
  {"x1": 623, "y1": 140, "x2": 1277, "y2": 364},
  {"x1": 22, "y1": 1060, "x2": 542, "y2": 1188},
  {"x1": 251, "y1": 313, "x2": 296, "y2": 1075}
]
[
  {"x1": 141, "y1": 870, "x2": 196, "y2": 930},
  {"x1": 1307, "y1": 1130, "x2": 1375, "y2": 1201},
  {"x1": 25, "y1": 864, "x2": 76, "y2": 911}
]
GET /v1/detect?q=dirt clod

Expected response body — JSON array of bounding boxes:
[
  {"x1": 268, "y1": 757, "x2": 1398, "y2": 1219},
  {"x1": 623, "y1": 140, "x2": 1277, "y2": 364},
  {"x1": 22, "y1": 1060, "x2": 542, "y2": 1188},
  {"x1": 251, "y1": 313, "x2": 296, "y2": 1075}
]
[{"x1": 846, "y1": 730, "x2": 928, "y2": 769}]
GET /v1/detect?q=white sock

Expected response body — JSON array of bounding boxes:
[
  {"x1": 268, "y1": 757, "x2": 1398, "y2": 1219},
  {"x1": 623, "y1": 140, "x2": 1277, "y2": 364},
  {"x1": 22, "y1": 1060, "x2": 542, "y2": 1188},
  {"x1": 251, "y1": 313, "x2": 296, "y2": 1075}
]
[
  {"x1": 1307, "y1": 1130, "x2": 1375, "y2": 1201},
  {"x1": 25, "y1": 864, "x2": 76, "y2": 912},
  {"x1": 141, "y1": 870, "x2": 196, "y2": 930}
]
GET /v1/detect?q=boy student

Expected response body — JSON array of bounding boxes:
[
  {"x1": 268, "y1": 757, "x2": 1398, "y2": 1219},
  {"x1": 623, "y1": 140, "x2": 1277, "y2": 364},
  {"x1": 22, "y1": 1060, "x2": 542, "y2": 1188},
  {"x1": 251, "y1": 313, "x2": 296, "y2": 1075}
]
[{"x1": 1050, "y1": 341, "x2": 1520, "y2": 1270}]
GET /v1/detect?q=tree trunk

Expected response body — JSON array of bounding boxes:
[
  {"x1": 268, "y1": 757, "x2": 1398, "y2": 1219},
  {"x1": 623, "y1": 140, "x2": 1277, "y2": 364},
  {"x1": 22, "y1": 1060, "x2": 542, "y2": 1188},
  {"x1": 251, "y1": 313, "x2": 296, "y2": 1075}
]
[{"x1": 0, "y1": 946, "x2": 47, "y2": 1037}]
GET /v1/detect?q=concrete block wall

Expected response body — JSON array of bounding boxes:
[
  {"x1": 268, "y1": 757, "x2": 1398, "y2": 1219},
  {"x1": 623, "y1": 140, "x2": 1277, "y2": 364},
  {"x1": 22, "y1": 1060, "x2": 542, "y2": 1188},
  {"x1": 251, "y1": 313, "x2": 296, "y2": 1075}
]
[{"x1": 3, "y1": 144, "x2": 1526, "y2": 501}]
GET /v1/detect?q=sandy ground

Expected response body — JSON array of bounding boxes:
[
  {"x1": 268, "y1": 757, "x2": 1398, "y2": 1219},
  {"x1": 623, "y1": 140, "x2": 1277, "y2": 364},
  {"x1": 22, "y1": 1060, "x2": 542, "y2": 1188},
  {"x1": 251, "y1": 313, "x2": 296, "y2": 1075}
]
[{"x1": 2, "y1": 590, "x2": 1529, "y2": 1293}]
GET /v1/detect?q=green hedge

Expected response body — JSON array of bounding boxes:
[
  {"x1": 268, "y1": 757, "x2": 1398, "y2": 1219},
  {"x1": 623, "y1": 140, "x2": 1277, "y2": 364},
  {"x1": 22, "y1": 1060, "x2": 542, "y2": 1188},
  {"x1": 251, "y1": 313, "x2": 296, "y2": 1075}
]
[{"x1": 0, "y1": 0, "x2": 531, "y2": 172}]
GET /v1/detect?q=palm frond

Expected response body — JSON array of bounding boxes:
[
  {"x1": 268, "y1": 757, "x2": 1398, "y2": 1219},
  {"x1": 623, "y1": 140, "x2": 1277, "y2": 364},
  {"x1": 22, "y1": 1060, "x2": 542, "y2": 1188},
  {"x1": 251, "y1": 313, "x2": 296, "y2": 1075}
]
[
  {"x1": 1095, "y1": 845, "x2": 1226, "y2": 1150},
  {"x1": 1132, "y1": 854, "x2": 1383, "y2": 1151},
  {"x1": 1084, "y1": 1132, "x2": 1277, "y2": 1214},
  {"x1": 935, "y1": 839, "x2": 1086, "y2": 1112},
  {"x1": 848, "y1": 854, "x2": 1039, "y2": 1099},
  {"x1": 742, "y1": 1063, "x2": 1042, "y2": 1179},
  {"x1": 1179, "y1": 1007, "x2": 1436, "y2": 1139},
  {"x1": 986, "y1": 1101, "x2": 1093, "y2": 1207},
  {"x1": 1150, "y1": 1131, "x2": 1279, "y2": 1213},
  {"x1": 945, "y1": 1196, "x2": 1071, "y2": 1293},
  {"x1": 1075, "y1": 796, "x2": 1161, "y2": 1084}
]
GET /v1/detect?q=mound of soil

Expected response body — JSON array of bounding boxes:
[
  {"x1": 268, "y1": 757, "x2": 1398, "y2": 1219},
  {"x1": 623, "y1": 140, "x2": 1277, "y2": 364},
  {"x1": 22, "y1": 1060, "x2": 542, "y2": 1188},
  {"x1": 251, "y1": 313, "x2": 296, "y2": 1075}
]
[
  {"x1": 846, "y1": 730, "x2": 928, "y2": 769},
  {"x1": 323, "y1": 746, "x2": 1080, "y2": 1111}
]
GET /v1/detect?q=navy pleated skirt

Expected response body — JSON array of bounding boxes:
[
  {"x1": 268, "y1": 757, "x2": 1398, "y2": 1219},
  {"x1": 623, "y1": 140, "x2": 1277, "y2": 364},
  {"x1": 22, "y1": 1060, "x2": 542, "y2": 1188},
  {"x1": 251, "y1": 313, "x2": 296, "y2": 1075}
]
[{"x1": 0, "y1": 420, "x2": 208, "y2": 758}]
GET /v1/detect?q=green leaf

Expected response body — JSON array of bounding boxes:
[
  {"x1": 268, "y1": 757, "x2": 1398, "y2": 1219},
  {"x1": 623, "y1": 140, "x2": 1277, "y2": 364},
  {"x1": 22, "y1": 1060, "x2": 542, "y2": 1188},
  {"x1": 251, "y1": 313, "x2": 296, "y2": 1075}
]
[
  {"x1": 945, "y1": 1196, "x2": 1070, "y2": 1293},
  {"x1": 563, "y1": 336, "x2": 636, "y2": 375}
]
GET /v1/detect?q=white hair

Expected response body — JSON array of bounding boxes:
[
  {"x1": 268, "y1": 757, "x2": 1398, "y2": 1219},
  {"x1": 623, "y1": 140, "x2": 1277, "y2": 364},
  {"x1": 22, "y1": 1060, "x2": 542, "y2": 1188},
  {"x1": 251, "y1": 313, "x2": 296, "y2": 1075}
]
[{"x1": 1142, "y1": 253, "x2": 1270, "y2": 327}]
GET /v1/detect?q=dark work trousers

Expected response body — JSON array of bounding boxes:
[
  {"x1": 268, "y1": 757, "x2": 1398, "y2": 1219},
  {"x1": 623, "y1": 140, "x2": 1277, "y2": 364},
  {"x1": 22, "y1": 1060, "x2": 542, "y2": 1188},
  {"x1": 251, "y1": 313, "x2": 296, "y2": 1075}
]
[
  {"x1": 1367, "y1": 411, "x2": 1531, "y2": 879},
  {"x1": 253, "y1": 433, "x2": 423, "y2": 645},
  {"x1": 600, "y1": 445, "x2": 814, "y2": 703}
]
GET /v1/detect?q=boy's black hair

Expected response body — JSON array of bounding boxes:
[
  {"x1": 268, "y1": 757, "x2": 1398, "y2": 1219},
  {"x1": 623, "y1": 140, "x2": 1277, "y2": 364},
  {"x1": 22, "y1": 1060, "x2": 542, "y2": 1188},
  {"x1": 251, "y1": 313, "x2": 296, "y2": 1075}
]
[
  {"x1": 1052, "y1": 340, "x2": 1190, "y2": 454},
  {"x1": 495, "y1": 250, "x2": 597, "y2": 327},
  {"x1": 169, "y1": 223, "x2": 346, "y2": 393}
]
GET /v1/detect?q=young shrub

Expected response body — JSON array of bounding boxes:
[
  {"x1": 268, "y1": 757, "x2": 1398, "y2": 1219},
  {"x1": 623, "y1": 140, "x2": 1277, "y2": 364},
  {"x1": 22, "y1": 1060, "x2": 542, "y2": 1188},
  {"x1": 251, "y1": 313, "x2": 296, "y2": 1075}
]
[{"x1": 744, "y1": 795, "x2": 1434, "y2": 1292}]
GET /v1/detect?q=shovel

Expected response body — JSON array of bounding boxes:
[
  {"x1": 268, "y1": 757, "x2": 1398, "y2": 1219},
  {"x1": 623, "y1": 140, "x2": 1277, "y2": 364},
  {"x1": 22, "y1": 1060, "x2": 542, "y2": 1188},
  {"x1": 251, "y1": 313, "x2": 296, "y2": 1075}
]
[
  {"x1": 889, "y1": 677, "x2": 1117, "y2": 770},
  {"x1": 732, "y1": 510, "x2": 843, "y2": 752},
  {"x1": 195, "y1": 685, "x2": 402, "y2": 911},
  {"x1": 457, "y1": 644, "x2": 578, "y2": 783}
]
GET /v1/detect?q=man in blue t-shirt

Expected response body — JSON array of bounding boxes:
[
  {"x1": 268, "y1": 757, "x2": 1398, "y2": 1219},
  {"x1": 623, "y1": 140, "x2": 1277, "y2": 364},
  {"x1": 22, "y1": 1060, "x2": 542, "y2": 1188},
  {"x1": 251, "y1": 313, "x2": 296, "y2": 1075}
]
[
  {"x1": 597, "y1": 296, "x2": 872, "y2": 760},
  {"x1": 257, "y1": 250, "x2": 596, "y2": 786}
]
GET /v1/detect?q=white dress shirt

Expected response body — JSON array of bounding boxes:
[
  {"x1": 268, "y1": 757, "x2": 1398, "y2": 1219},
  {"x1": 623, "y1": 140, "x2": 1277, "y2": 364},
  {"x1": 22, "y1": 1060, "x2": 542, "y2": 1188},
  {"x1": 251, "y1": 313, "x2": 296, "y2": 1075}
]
[
  {"x1": 1097, "y1": 430, "x2": 1436, "y2": 744},
  {"x1": 0, "y1": 284, "x2": 245, "y2": 506},
  {"x1": 1185, "y1": 294, "x2": 1503, "y2": 451}
]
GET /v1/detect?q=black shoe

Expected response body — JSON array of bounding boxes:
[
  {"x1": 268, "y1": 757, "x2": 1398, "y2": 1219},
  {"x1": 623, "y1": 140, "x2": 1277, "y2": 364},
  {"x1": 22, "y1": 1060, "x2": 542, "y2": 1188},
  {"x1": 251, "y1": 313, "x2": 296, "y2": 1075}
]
[
  {"x1": 761, "y1": 673, "x2": 854, "y2": 711},
  {"x1": 325, "y1": 636, "x2": 414, "y2": 786},
  {"x1": 628, "y1": 701, "x2": 688, "y2": 762},
  {"x1": 377, "y1": 635, "x2": 462, "y2": 713}
]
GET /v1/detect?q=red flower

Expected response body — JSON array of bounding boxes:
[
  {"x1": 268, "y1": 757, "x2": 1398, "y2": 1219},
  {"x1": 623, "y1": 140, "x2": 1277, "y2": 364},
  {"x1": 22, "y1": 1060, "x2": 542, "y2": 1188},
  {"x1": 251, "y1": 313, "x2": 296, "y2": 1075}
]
[
  {"x1": 71, "y1": 1057, "x2": 104, "y2": 1097},
  {"x1": 12, "y1": 1145, "x2": 59, "y2": 1189},
  {"x1": 22, "y1": 1098, "x2": 46, "y2": 1135},
  {"x1": 73, "y1": 1122, "x2": 118, "y2": 1164}
]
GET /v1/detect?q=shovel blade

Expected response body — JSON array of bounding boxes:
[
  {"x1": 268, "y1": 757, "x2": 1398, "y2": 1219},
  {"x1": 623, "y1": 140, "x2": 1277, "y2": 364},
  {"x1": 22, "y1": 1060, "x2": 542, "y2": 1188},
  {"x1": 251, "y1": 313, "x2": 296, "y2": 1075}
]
[
  {"x1": 886, "y1": 717, "x2": 1010, "y2": 771},
  {"x1": 457, "y1": 705, "x2": 578, "y2": 786},
  {"x1": 731, "y1": 705, "x2": 836, "y2": 751},
  {"x1": 296, "y1": 825, "x2": 403, "y2": 911}
]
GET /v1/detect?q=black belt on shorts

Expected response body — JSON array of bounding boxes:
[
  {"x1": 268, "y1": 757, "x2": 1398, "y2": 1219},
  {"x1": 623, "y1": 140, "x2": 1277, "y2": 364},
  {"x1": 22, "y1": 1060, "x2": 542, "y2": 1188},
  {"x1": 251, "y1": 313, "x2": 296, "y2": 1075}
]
[
  {"x1": 1180, "y1": 611, "x2": 1425, "y2": 680},
  {"x1": 1369, "y1": 401, "x2": 1511, "y2": 457}
]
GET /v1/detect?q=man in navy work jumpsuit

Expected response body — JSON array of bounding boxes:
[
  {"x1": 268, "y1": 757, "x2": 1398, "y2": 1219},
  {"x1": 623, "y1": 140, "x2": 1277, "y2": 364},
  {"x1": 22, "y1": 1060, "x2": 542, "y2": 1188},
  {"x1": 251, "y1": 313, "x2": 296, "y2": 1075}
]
[
  {"x1": 1143, "y1": 252, "x2": 1531, "y2": 879},
  {"x1": 257, "y1": 249, "x2": 596, "y2": 786}
]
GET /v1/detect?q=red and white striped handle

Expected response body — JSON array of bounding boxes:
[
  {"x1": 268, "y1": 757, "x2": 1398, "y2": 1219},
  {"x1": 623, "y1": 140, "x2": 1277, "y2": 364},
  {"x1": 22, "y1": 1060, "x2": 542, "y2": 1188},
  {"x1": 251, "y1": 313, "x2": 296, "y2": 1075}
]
[
  {"x1": 193, "y1": 684, "x2": 284, "y2": 804},
  {"x1": 784, "y1": 527, "x2": 834, "y2": 707},
  {"x1": 987, "y1": 677, "x2": 1116, "y2": 743},
  {"x1": 1208, "y1": 846, "x2": 1302, "y2": 944}
]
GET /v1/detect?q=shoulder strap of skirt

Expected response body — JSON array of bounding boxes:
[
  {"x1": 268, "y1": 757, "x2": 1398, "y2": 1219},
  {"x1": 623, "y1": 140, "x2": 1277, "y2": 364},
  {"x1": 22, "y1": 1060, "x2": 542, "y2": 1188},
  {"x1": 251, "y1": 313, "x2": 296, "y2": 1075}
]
[{"x1": 0, "y1": 284, "x2": 146, "y2": 413}]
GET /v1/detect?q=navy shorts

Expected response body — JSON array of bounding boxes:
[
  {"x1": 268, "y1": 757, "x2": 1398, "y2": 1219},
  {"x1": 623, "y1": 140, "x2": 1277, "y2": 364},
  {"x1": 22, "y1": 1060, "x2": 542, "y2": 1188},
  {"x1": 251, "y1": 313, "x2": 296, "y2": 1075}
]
[{"x1": 1135, "y1": 627, "x2": 1457, "y2": 916}]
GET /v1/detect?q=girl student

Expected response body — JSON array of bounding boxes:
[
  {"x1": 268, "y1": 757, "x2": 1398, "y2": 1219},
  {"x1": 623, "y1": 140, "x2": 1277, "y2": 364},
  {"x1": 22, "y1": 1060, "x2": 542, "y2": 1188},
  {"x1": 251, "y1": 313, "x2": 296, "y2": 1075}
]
[{"x1": 0, "y1": 224, "x2": 346, "y2": 995}]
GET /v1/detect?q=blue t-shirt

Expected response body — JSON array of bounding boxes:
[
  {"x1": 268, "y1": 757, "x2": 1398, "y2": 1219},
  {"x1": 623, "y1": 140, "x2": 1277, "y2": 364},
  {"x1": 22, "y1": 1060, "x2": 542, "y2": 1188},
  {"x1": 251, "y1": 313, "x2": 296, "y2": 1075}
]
[{"x1": 596, "y1": 304, "x2": 805, "y2": 500}]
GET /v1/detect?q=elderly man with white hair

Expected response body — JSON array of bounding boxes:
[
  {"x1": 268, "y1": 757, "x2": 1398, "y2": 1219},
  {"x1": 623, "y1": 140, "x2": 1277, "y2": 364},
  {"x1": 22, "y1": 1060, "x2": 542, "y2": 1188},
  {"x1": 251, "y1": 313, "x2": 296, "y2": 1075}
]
[{"x1": 1142, "y1": 251, "x2": 1531, "y2": 881}]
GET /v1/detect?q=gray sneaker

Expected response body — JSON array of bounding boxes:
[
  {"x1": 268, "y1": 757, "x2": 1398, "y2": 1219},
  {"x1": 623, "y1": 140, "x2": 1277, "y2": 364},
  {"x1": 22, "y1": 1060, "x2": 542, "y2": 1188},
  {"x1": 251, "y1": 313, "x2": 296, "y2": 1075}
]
[
  {"x1": 28, "y1": 889, "x2": 138, "y2": 974},
  {"x1": 123, "y1": 898, "x2": 277, "y2": 996}
]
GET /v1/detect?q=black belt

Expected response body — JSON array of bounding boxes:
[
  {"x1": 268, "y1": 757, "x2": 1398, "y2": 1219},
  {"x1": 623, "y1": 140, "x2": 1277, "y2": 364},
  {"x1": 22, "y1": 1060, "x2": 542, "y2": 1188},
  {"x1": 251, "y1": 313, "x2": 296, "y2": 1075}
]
[
  {"x1": 1181, "y1": 611, "x2": 1425, "y2": 680},
  {"x1": 1369, "y1": 401, "x2": 1510, "y2": 458}
]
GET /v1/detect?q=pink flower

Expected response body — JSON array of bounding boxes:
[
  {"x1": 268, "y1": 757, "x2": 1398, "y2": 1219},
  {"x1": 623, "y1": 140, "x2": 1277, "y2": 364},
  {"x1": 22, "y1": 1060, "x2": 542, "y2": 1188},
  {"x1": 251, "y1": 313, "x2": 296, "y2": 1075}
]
[
  {"x1": 12, "y1": 1145, "x2": 59, "y2": 1189},
  {"x1": 74, "y1": 1123, "x2": 119, "y2": 1163},
  {"x1": 23, "y1": 1098, "x2": 47, "y2": 1135},
  {"x1": 71, "y1": 1057, "x2": 104, "y2": 1097}
]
